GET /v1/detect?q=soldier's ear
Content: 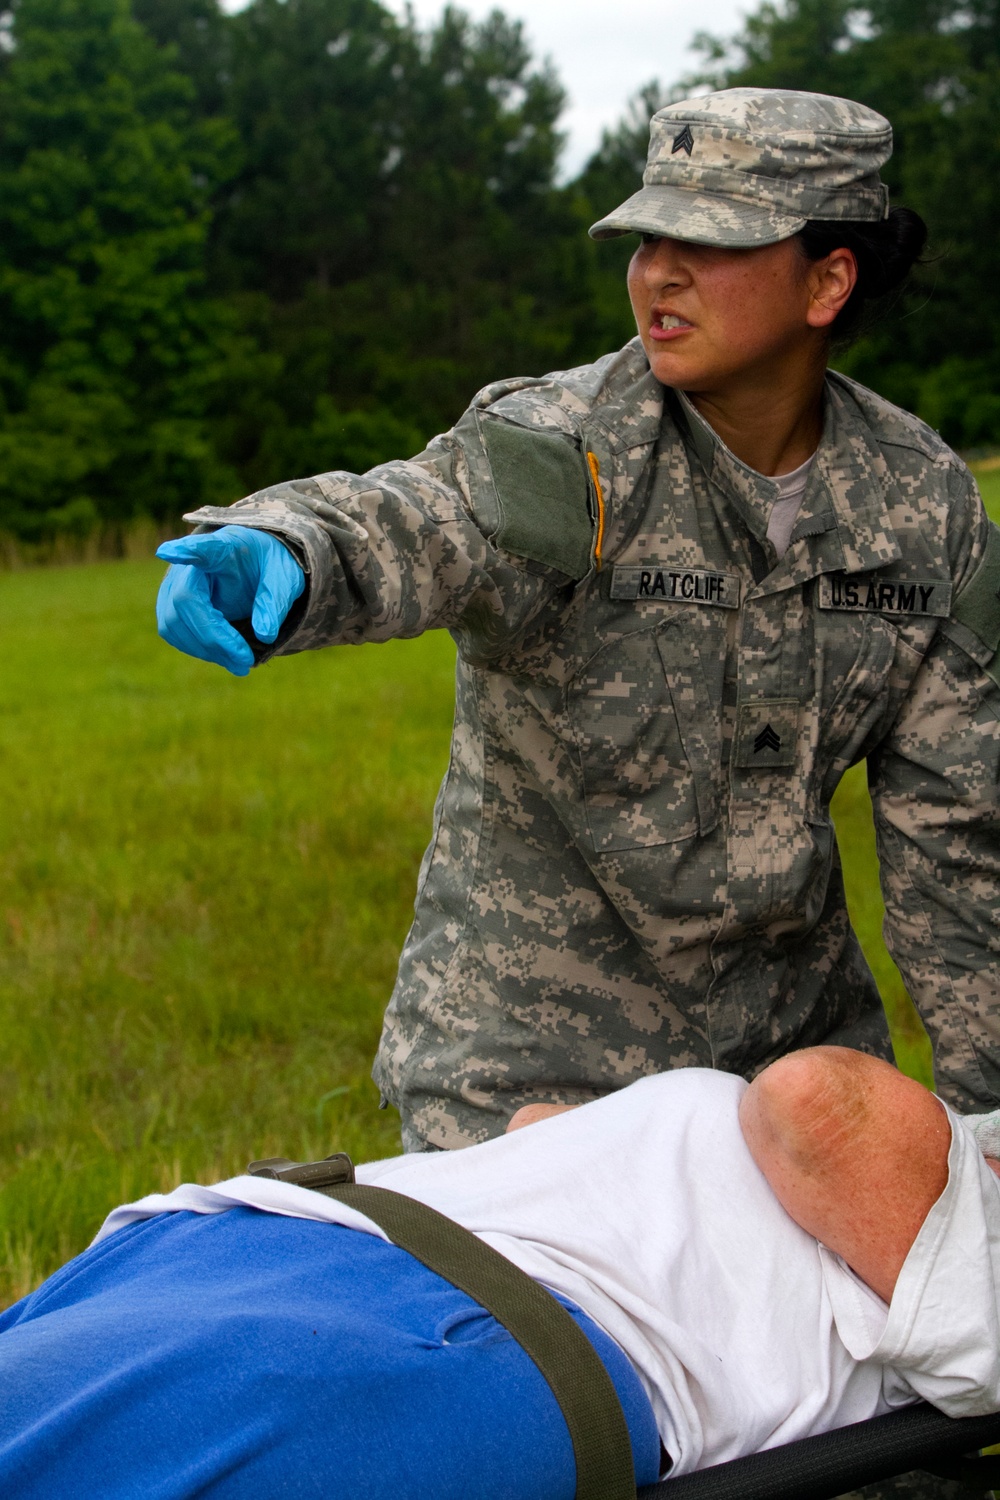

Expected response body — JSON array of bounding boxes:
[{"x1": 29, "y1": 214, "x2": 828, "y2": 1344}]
[{"x1": 805, "y1": 247, "x2": 858, "y2": 330}]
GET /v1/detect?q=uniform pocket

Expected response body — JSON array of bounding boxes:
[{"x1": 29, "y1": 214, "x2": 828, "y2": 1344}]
[{"x1": 568, "y1": 621, "x2": 720, "y2": 852}]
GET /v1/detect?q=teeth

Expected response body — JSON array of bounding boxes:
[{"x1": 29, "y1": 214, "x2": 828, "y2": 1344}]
[{"x1": 660, "y1": 314, "x2": 686, "y2": 330}]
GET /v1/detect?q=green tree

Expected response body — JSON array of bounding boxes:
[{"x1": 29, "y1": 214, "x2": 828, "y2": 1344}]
[
  {"x1": 0, "y1": 0, "x2": 646, "y2": 531},
  {"x1": 131, "y1": 0, "x2": 231, "y2": 120},
  {"x1": 570, "y1": 82, "x2": 673, "y2": 358},
  {"x1": 187, "y1": 0, "x2": 596, "y2": 491},
  {"x1": 0, "y1": 0, "x2": 240, "y2": 538}
]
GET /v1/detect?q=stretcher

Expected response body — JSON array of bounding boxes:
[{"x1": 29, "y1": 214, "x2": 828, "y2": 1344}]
[
  {"x1": 638, "y1": 1401, "x2": 1000, "y2": 1498},
  {"x1": 250, "y1": 1153, "x2": 1000, "y2": 1500}
]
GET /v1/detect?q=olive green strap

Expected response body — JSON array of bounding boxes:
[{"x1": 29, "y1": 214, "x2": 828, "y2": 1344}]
[{"x1": 325, "y1": 1182, "x2": 636, "y2": 1500}]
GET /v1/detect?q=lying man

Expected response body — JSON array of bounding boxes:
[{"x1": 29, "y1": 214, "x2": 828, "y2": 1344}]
[{"x1": 0, "y1": 1047, "x2": 998, "y2": 1497}]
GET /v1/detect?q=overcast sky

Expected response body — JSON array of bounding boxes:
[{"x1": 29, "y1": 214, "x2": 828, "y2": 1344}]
[
  {"x1": 219, "y1": 0, "x2": 753, "y2": 178},
  {"x1": 393, "y1": 0, "x2": 750, "y2": 178}
]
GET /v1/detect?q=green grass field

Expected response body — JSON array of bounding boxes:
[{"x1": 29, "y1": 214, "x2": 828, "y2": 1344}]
[
  {"x1": 2, "y1": 459, "x2": 998, "y2": 1309},
  {"x1": 0, "y1": 561, "x2": 456, "y2": 1305}
]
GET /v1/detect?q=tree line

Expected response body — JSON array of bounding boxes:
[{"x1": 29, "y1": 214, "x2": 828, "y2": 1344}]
[{"x1": 0, "y1": 0, "x2": 997, "y2": 541}]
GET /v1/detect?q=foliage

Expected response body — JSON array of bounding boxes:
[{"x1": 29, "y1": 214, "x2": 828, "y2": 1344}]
[
  {"x1": 0, "y1": 0, "x2": 601, "y2": 534},
  {"x1": 0, "y1": 0, "x2": 244, "y2": 539},
  {"x1": 4, "y1": 0, "x2": 1000, "y2": 537},
  {"x1": 135, "y1": 0, "x2": 600, "y2": 496}
]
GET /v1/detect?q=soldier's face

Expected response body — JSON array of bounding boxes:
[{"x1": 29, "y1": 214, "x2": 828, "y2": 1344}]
[{"x1": 627, "y1": 234, "x2": 831, "y2": 396}]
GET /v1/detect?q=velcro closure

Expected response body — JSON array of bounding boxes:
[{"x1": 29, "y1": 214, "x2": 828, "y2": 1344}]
[{"x1": 479, "y1": 415, "x2": 596, "y2": 581}]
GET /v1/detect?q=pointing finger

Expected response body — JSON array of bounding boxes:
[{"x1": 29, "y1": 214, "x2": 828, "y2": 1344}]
[
  {"x1": 156, "y1": 533, "x2": 241, "y2": 571},
  {"x1": 156, "y1": 565, "x2": 254, "y2": 676}
]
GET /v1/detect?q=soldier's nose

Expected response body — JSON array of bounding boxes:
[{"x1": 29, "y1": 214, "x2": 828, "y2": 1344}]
[{"x1": 644, "y1": 239, "x2": 689, "y2": 289}]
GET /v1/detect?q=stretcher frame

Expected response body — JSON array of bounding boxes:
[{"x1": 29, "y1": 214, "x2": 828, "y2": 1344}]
[{"x1": 637, "y1": 1401, "x2": 1000, "y2": 1498}]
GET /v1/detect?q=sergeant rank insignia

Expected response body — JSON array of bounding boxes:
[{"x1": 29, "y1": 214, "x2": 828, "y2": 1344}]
[
  {"x1": 754, "y1": 724, "x2": 781, "y2": 755},
  {"x1": 734, "y1": 700, "x2": 798, "y2": 770},
  {"x1": 672, "y1": 125, "x2": 695, "y2": 156}
]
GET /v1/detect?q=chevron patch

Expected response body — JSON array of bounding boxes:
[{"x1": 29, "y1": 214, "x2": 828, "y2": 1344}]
[
  {"x1": 753, "y1": 724, "x2": 781, "y2": 755},
  {"x1": 734, "y1": 700, "x2": 799, "y2": 769}
]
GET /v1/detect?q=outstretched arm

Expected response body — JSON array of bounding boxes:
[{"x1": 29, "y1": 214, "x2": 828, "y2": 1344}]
[
  {"x1": 739, "y1": 1047, "x2": 952, "y2": 1303},
  {"x1": 165, "y1": 405, "x2": 588, "y2": 672}
]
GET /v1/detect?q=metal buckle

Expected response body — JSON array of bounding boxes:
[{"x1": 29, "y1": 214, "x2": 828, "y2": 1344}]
[{"x1": 246, "y1": 1152, "x2": 356, "y2": 1194}]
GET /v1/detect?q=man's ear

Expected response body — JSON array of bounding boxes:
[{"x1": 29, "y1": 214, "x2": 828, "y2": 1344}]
[{"x1": 806, "y1": 247, "x2": 858, "y2": 330}]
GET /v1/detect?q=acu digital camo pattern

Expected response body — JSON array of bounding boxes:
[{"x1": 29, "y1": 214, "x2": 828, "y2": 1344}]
[
  {"x1": 590, "y1": 88, "x2": 891, "y2": 248},
  {"x1": 185, "y1": 337, "x2": 1000, "y2": 1153}
]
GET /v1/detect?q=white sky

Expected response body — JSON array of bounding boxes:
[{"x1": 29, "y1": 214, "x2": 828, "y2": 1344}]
[
  {"x1": 394, "y1": 0, "x2": 750, "y2": 177},
  {"x1": 220, "y1": 0, "x2": 752, "y2": 178}
]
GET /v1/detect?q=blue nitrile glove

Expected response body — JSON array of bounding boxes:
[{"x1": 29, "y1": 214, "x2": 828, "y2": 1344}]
[{"x1": 155, "y1": 526, "x2": 305, "y2": 677}]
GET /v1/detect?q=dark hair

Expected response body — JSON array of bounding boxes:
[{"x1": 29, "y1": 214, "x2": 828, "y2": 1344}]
[{"x1": 795, "y1": 206, "x2": 928, "y2": 343}]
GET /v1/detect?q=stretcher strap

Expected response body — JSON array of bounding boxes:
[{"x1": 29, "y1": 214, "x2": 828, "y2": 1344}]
[{"x1": 325, "y1": 1182, "x2": 636, "y2": 1500}]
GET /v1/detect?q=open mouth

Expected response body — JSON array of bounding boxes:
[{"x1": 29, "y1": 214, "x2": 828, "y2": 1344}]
[{"x1": 650, "y1": 312, "x2": 694, "y2": 341}]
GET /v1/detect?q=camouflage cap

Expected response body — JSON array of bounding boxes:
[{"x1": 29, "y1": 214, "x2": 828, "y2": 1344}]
[{"x1": 589, "y1": 88, "x2": 892, "y2": 247}]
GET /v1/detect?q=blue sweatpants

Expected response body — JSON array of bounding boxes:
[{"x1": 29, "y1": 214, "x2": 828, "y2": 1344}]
[{"x1": 0, "y1": 1208, "x2": 661, "y2": 1498}]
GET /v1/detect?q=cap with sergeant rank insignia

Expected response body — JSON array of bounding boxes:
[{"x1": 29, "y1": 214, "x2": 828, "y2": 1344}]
[{"x1": 589, "y1": 88, "x2": 892, "y2": 248}]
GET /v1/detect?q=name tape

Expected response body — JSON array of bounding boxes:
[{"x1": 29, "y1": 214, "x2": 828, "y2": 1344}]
[
  {"x1": 611, "y1": 566, "x2": 741, "y2": 608},
  {"x1": 818, "y1": 575, "x2": 952, "y2": 618}
]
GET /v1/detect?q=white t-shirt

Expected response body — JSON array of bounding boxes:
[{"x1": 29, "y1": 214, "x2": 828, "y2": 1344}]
[
  {"x1": 767, "y1": 454, "x2": 815, "y2": 557},
  {"x1": 96, "y1": 1070, "x2": 1000, "y2": 1477}
]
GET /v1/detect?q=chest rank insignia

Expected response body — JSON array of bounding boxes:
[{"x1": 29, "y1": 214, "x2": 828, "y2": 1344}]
[
  {"x1": 734, "y1": 699, "x2": 798, "y2": 770},
  {"x1": 672, "y1": 124, "x2": 695, "y2": 156}
]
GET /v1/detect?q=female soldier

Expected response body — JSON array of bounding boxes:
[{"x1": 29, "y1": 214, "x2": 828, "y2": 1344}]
[{"x1": 157, "y1": 88, "x2": 1000, "y2": 1157}]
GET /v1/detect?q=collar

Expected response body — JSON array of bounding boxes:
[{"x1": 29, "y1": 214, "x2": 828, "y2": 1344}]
[
  {"x1": 587, "y1": 362, "x2": 664, "y2": 454},
  {"x1": 672, "y1": 378, "x2": 902, "y2": 586},
  {"x1": 817, "y1": 375, "x2": 903, "y2": 574},
  {"x1": 673, "y1": 390, "x2": 779, "y2": 543}
]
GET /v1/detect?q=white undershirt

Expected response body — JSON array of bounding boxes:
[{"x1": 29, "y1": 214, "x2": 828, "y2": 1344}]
[
  {"x1": 95, "y1": 1069, "x2": 1000, "y2": 1478},
  {"x1": 765, "y1": 453, "x2": 815, "y2": 557}
]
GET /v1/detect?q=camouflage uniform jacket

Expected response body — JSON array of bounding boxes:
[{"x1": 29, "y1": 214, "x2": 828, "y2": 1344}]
[{"x1": 185, "y1": 338, "x2": 1000, "y2": 1150}]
